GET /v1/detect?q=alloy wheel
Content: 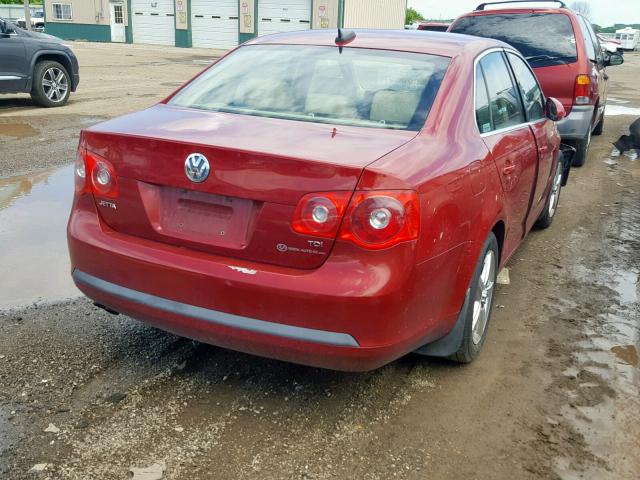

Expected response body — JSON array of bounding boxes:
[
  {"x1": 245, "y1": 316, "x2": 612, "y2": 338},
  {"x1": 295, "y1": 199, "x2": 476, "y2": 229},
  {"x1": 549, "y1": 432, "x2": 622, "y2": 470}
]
[
  {"x1": 42, "y1": 67, "x2": 68, "y2": 103},
  {"x1": 547, "y1": 163, "x2": 563, "y2": 218},
  {"x1": 471, "y1": 250, "x2": 496, "y2": 345}
]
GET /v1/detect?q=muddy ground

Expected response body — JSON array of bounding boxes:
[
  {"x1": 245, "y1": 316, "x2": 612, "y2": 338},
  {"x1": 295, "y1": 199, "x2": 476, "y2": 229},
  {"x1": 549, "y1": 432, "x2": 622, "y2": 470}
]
[{"x1": 0, "y1": 43, "x2": 639, "y2": 480}]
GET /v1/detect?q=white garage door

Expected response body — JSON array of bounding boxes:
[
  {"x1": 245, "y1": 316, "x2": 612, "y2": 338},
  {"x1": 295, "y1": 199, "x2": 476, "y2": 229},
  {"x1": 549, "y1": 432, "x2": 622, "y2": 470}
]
[
  {"x1": 132, "y1": 0, "x2": 175, "y2": 45},
  {"x1": 191, "y1": 0, "x2": 238, "y2": 49},
  {"x1": 258, "y1": 0, "x2": 311, "y2": 36}
]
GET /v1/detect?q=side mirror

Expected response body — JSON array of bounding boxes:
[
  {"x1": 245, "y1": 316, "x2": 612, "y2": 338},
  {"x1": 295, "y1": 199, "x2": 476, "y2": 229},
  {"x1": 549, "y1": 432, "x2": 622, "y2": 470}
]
[
  {"x1": 605, "y1": 52, "x2": 624, "y2": 67},
  {"x1": 546, "y1": 97, "x2": 566, "y2": 122}
]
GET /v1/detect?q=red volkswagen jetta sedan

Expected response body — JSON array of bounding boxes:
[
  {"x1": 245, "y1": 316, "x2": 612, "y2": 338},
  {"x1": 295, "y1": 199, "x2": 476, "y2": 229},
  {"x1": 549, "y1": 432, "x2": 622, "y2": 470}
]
[{"x1": 68, "y1": 30, "x2": 566, "y2": 371}]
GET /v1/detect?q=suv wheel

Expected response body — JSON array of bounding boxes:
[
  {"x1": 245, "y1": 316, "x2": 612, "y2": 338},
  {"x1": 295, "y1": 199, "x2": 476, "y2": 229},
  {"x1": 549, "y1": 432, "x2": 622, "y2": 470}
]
[
  {"x1": 572, "y1": 127, "x2": 592, "y2": 167},
  {"x1": 593, "y1": 108, "x2": 605, "y2": 136},
  {"x1": 30, "y1": 61, "x2": 71, "y2": 107}
]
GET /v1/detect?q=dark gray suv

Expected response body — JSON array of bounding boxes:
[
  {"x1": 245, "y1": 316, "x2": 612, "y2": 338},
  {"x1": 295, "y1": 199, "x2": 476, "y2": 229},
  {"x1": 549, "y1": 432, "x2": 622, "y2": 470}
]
[{"x1": 0, "y1": 17, "x2": 79, "y2": 107}]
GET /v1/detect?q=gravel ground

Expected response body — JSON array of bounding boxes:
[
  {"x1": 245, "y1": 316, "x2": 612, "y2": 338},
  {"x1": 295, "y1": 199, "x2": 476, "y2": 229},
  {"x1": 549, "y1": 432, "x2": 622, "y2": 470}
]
[
  {"x1": 0, "y1": 41, "x2": 222, "y2": 178},
  {"x1": 0, "y1": 44, "x2": 639, "y2": 480}
]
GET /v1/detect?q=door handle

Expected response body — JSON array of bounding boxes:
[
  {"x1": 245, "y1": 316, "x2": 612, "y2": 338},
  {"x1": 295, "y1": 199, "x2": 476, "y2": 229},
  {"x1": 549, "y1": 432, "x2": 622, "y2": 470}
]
[{"x1": 502, "y1": 164, "x2": 516, "y2": 175}]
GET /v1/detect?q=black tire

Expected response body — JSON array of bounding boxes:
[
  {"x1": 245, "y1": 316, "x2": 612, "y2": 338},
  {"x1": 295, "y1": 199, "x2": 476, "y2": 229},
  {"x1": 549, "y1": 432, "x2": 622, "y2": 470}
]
[
  {"x1": 534, "y1": 160, "x2": 563, "y2": 230},
  {"x1": 592, "y1": 109, "x2": 605, "y2": 136},
  {"x1": 30, "y1": 60, "x2": 71, "y2": 107},
  {"x1": 449, "y1": 233, "x2": 499, "y2": 363},
  {"x1": 572, "y1": 128, "x2": 592, "y2": 167}
]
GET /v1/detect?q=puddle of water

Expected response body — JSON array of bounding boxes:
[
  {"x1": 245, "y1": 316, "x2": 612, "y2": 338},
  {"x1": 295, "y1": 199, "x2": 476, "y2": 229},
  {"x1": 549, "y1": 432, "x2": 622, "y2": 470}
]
[
  {"x1": 559, "y1": 192, "x2": 640, "y2": 477},
  {"x1": 614, "y1": 270, "x2": 638, "y2": 304},
  {"x1": 572, "y1": 264, "x2": 638, "y2": 305},
  {"x1": 0, "y1": 122, "x2": 38, "y2": 138},
  {"x1": 608, "y1": 97, "x2": 630, "y2": 104},
  {"x1": 0, "y1": 164, "x2": 80, "y2": 310},
  {"x1": 605, "y1": 105, "x2": 640, "y2": 116},
  {"x1": 611, "y1": 345, "x2": 639, "y2": 367}
]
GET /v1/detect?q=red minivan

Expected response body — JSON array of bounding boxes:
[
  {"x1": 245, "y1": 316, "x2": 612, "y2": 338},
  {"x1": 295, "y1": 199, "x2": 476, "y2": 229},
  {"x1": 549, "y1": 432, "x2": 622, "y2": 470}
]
[
  {"x1": 450, "y1": 0, "x2": 624, "y2": 165},
  {"x1": 68, "y1": 30, "x2": 567, "y2": 371}
]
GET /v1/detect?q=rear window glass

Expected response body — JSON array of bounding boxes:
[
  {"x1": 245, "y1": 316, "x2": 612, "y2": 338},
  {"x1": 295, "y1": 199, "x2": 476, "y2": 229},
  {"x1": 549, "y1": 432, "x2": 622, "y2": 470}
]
[
  {"x1": 475, "y1": 67, "x2": 492, "y2": 133},
  {"x1": 169, "y1": 45, "x2": 451, "y2": 131},
  {"x1": 451, "y1": 13, "x2": 577, "y2": 67}
]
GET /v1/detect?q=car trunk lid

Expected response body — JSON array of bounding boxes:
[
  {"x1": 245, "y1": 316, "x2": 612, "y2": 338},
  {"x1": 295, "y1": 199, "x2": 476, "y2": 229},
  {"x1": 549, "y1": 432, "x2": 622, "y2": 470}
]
[{"x1": 82, "y1": 104, "x2": 416, "y2": 269}]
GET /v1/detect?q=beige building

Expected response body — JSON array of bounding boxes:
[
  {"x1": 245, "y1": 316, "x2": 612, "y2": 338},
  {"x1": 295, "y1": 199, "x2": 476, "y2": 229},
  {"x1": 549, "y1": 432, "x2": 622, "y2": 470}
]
[
  {"x1": 43, "y1": 0, "x2": 407, "y2": 48},
  {"x1": 344, "y1": 0, "x2": 406, "y2": 29}
]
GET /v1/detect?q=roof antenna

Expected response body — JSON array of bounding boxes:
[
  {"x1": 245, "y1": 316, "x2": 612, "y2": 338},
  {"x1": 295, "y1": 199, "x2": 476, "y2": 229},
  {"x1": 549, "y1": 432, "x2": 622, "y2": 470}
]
[{"x1": 335, "y1": 28, "x2": 356, "y2": 54}]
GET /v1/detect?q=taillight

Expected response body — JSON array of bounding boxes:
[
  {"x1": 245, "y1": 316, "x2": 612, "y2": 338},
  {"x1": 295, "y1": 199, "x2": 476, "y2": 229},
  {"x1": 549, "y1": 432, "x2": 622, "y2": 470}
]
[
  {"x1": 574, "y1": 74, "x2": 591, "y2": 105},
  {"x1": 339, "y1": 191, "x2": 420, "y2": 249},
  {"x1": 90, "y1": 156, "x2": 118, "y2": 198},
  {"x1": 74, "y1": 147, "x2": 118, "y2": 198},
  {"x1": 291, "y1": 192, "x2": 351, "y2": 238},
  {"x1": 291, "y1": 190, "x2": 420, "y2": 249},
  {"x1": 74, "y1": 147, "x2": 88, "y2": 195}
]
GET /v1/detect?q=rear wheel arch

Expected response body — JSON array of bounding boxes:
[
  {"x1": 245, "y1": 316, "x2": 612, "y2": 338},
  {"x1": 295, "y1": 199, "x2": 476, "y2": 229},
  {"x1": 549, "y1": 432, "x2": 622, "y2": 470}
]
[
  {"x1": 491, "y1": 220, "x2": 505, "y2": 265},
  {"x1": 28, "y1": 52, "x2": 74, "y2": 90}
]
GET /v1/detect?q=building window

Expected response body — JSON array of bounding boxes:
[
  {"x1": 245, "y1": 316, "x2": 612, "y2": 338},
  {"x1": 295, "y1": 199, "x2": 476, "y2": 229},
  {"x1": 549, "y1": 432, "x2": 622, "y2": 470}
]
[
  {"x1": 113, "y1": 4, "x2": 124, "y2": 24},
  {"x1": 52, "y1": 3, "x2": 73, "y2": 21}
]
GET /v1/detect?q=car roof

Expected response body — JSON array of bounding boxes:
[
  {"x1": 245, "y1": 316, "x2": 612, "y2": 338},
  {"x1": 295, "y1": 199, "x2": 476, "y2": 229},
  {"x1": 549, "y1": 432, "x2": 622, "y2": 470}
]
[{"x1": 244, "y1": 29, "x2": 512, "y2": 58}]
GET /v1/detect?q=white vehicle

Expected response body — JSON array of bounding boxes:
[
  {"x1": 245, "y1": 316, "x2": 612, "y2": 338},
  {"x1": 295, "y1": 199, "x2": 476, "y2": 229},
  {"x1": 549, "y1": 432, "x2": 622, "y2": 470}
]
[
  {"x1": 16, "y1": 10, "x2": 44, "y2": 32},
  {"x1": 597, "y1": 34, "x2": 621, "y2": 53},
  {"x1": 614, "y1": 27, "x2": 639, "y2": 51}
]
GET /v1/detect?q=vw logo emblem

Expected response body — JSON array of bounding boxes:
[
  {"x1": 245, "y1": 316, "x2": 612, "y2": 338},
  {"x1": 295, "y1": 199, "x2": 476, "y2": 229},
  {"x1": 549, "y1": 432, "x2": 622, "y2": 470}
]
[{"x1": 184, "y1": 153, "x2": 210, "y2": 183}]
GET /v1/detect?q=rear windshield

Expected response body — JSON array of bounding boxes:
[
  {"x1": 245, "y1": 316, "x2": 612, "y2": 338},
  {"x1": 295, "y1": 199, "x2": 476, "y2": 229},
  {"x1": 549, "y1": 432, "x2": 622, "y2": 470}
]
[
  {"x1": 169, "y1": 45, "x2": 450, "y2": 131},
  {"x1": 451, "y1": 13, "x2": 577, "y2": 67}
]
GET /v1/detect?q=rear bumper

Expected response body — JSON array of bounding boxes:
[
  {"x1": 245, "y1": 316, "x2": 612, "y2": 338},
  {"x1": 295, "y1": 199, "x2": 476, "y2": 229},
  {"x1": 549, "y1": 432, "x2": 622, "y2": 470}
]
[
  {"x1": 73, "y1": 269, "x2": 358, "y2": 347},
  {"x1": 556, "y1": 105, "x2": 594, "y2": 141},
  {"x1": 68, "y1": 197, "x2": 466, "y2": 371}
]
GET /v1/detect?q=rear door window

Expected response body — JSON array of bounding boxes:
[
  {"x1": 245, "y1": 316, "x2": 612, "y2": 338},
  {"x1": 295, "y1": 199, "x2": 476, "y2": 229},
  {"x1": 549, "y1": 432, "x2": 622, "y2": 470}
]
[
  {"x1": 479, "y1": 52, "x2": 525, "y2": 131},
  {"x1": 451, "y1": 13, "x2": 577, "y2": 67},
  {"x1": 506, "y1": 52, "x2": 545, "y2": 121}
]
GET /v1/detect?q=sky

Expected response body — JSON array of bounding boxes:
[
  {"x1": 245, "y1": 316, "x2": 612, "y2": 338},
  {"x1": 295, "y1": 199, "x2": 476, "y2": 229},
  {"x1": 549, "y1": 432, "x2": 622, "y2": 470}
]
[{"x1": 407, "y1": 0, "x2": 640, "y2": 27}]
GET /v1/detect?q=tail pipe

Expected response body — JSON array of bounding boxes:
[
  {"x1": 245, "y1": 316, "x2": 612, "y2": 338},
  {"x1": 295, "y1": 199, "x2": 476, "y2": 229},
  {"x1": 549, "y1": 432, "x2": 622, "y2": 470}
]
[{"x1": 94, "y1": 302, "x2": 120, "y2": 316}]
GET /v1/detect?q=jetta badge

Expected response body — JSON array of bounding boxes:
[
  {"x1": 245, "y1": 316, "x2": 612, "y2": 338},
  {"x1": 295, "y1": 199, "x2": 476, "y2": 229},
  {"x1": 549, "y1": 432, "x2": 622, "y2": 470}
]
[{"x1": 184, "y1": 153, "x2": 210, "y2": 183}]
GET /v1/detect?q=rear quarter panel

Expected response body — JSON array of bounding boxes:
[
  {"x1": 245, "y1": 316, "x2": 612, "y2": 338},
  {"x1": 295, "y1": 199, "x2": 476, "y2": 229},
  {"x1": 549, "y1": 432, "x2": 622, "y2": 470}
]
[{"x1": 358, "y1": 52, "x2": 505, "y2": 325}]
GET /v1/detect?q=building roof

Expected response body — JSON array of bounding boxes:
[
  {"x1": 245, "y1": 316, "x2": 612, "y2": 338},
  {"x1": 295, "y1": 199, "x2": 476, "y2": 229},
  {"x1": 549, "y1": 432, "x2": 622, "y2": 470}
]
[{"x1": 245, "y1": 29, "x2": 511, "y2": 58}]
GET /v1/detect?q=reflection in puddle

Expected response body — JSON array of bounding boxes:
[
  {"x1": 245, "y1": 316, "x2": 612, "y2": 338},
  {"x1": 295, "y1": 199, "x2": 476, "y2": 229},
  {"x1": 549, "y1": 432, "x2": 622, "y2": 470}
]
[
  {"x1": 605, "y1": 105, "x2": 640, "y2": 116},
  {"x1": 0, "y1": 165, "x2": 79, "y2": 310},
  {"x1": 0, "y1": 122, "x2": 38, "y2": 138},
  {"x1": 611, "y1": 345, "x2": 639, "y2": 367}
]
